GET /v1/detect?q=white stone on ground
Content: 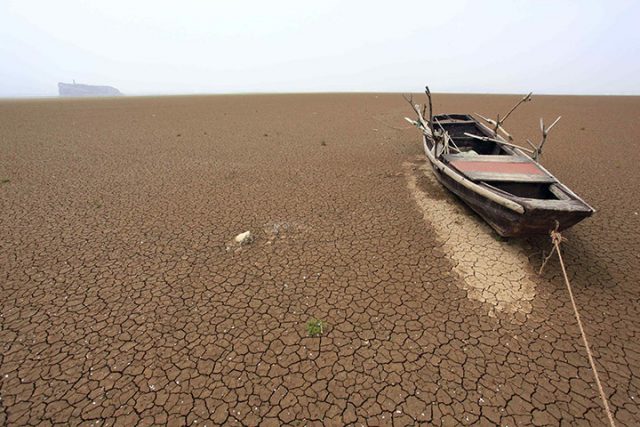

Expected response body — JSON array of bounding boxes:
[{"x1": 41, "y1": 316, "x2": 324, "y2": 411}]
[{"x1": 234, "y1": 231, "x2": 253, "y2": 245}]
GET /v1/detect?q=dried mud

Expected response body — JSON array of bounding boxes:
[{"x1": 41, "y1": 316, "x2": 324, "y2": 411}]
[
  {"x1": 1, "y1": 93, "x2": 639, "y2": 425},
  {"x1": 404, "y1": 159, "x2": 538, "y2": 318}
]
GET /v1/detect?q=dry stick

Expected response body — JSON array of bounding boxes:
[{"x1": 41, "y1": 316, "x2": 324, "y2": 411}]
[
  {"x1": 540, "y1": 229, "x2": 616, "y2": 427},
  {"x1": 464, "y1": 132, "x2": 535, "y2": 155},
  {"x1": 424, "y1": 86, "x2": 434, "y2": 132},
  {"x1": 499, "y1": 92, "x2": 533, "y2": 128},
  {"x1": 475, "y1": 92, "x2": 532, "y2": 140},
  {"x1": 404, "y1": 117, "x2": 419, "y2": 127},
  {"x1": 474, "y1": 113, "x2": 514, "y2": 141},
  {"x1": 405, "y1": 88, "x2": 438, "y2": 149},
  {"x1": 433, "y1": 118, "x2": 461, "y2": 154},
  {"x1": 444, "y1": 132, "x2": 461, "y2": 153},
  {"x1": 494, "y1": 92, "x2": 533, "y2": 138},
  {"x1": 532, "y1": 116, "x2": 562, "y2": 160},
  {"x1": 524, "y1": 138, "x2": 538, "y2": 152},
  {"x1": 423, "y1": 87, "x2": 439, "y2": 154},
  {"x1": 402, "y1": 94, "x2": 432, "y2": 137}
]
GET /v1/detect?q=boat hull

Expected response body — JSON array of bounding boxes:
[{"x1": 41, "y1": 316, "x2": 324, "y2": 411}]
[
  {"x1": 429, "y1": 165, "x2": 592, "y2": 237},
  {"x1": 417, "y1": 114, "x2": 594, "y2": 237}
]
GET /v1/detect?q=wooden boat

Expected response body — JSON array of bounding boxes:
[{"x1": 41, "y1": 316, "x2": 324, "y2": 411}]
[{"x1": 406, "y1": 92, "x2": 594, "y2": 237}]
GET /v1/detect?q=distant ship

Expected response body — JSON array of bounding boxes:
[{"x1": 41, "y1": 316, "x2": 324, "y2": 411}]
[{"x1": 58, "y1": 80, "x2": 123, "y2": 97}]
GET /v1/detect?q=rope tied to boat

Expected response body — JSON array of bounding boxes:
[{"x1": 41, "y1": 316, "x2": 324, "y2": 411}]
[
  {"x1": 540, "y1": 223, "x2": 616, "y2": 427},
  {"x1": 539, "y1": 225, "x2": 567, "y2": 275}
]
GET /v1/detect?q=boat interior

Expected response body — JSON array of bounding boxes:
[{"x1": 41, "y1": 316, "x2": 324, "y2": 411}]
[
  {"x1": 484, "y1": 182, "x2": 569, "y2": 200},
  {"x1": 432, "y1": 114, "x2": 511, "y2": 155},
  {"x1": 432, "y1": 114, "x2": 571, "y2": 201}
]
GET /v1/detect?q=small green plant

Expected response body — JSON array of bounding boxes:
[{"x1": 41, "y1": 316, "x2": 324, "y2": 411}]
[
  {"x1": 320, "y1": 140, "x2": 327, "y2": 146},
  {"x1": 306, "y1": 318, "x2": 325, "y2": 337},
  {"x1": 1, "y1": 178, "x2": 10, "y2": 184}
]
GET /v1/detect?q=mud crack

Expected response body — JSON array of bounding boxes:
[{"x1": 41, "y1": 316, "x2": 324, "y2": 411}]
[{"x1": 404, "y1": 158, "x2": 537, "y2": 318}]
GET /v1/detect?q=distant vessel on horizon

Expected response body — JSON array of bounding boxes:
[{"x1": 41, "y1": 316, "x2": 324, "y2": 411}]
[{"x1": 58, "y1": 80, "x2": 123, "y2": 97}]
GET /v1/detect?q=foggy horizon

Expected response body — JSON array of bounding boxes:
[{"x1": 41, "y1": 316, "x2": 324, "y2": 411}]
[{"x1": 2, "y1": 0, "x2": 639, "y2": 98}]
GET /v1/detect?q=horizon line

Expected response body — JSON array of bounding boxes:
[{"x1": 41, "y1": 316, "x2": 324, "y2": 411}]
[{"x1": 2, "y1": 89, "x2": 639, "y2": 101}]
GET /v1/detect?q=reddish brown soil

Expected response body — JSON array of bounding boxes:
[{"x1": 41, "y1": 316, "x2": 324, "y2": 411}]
[{"x1": 1, "y1": 93, "x2": 639, "y2": 426}]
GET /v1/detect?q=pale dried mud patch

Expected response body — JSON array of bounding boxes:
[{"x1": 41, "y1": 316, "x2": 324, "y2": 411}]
[{"x1": 404, "y1": 157, "x2": 539, "y2": 319}]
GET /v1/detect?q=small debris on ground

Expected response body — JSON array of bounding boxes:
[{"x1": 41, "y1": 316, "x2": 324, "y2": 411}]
[{"x1": 234, "y1": 231, "x2": 254, "y2": 245}]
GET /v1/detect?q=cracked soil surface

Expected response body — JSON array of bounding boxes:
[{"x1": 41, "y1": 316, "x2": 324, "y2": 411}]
[{"x1": 1, "y1": 93, "x2": 639, "y2": 425}]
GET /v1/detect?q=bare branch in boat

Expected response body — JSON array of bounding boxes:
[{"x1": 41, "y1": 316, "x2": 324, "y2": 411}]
[
  {"x1": 495, "y1": 115, "x2": 515, "y2": 141},
  {"x1": 402, "y1": 93, "x2": 432, "y2": 137},
  {"x1": 464, "y1": 132, "x2": 535, "y2": 155},
  {"x1": 493, "y1": 92, "x2": 533, "y2": 139},
  {"x1": 499, "y1": 92, "x2": 533, "y2": 126},
  {"x1": 474, "y1": 113, "x2": 513, "y2": 141},
  {"x1": 424, "y1": 86, "x2": 434, "y2": 131},
  {"x1": 424, "y1": 87, "x2": 433, "y2": 118},
  {"x1": 402, "y1": 94, "x2": 420, "y2": 123},
  {"x1": 404, "y1": 117, "x2": 433, "y2": 138},
  {"x1": 476, "y1": 92, "x2": 532, "y2": 141},
  {"x1": 497, "y1": 126, "x2": 513, "y2": 141},
  {"x1": 546, "y1": 116, "x2": 562, "y2": 133},
  {"x1": 444, "y1": 132, "x2": 461, "y2": 153},
  {"x1": 533, "y1": 115, "x2": 562, "y2": 160},
  {"x1": 475, "y1": 113, "x2": 495, "y2": 125},
  {"x1": 464, "y1": 132, "x2": 502, "y2": 144}
]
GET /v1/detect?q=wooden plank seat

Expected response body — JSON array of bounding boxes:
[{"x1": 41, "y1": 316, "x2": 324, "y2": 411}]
[{"x1": 444, "y1": 154, "x2": 556, "y2": 183}]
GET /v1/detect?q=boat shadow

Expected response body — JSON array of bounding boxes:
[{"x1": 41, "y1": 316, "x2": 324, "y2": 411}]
[{"x1": 406, "y1": 156, "x2": 615, "y2": 313}]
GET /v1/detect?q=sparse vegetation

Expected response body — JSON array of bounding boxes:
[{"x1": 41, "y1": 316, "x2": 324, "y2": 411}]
[
  {"x1": 320, "y1": 140, "x2": 327, "y2": 146},
  {"x1": 1, "y1": 178, "x2": 10, "y2": 184},
  {"x1": 306, "y1": 318, "x2": 325, "y2": 337}
]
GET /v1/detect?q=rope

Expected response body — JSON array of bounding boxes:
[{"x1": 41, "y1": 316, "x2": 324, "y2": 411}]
[{"x1": 540, "y1": 225, "x2": 616, "y2": 427}]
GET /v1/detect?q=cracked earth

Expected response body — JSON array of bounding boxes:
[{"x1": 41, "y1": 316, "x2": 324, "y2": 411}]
[
  {"x1": 1, "y1": 94, "x2": 639, "y2": 425},
  {"x1": 404, "y1": 159, "x2": 538, "y2": 319}
]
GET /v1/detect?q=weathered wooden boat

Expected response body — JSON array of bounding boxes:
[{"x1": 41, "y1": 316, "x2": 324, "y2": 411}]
[{"x1": 405, "y1": 90, "x2": 594, "y2": 237}]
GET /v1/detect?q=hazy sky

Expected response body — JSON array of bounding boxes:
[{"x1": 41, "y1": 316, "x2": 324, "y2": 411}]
[{"x1": 1, "y1": 0, "x2": 639, "y2": 97}]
